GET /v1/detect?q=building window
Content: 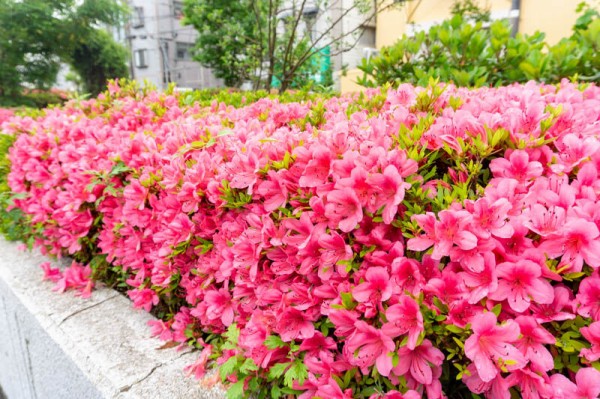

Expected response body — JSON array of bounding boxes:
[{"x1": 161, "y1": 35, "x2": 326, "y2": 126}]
[
  {"x1": 301, "y1": 9, "x2": 318, "y2": 42},
  {"x1": 173, "y1": 1, "x2": 184, "y2": 18},
  {"x1": 176, "y1": 42, "x2": 194, "y2": 61},
  {"x1": 359, "y1": 26, "x2": 376, "y2": 47},
  {"x1": 134, "y1": 49, "x2": 148, "y2": 68},
  {"x1": 132, "y1": 6, "x2": 144, "y2": 28}
]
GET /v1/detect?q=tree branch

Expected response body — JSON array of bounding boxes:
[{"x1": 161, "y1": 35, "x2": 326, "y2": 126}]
[
  {"x1": 281, "y1": 0, "x2": 309, "y2": 77},
  {"x1": 280, "y1": 0, "x2": 400, "y2": 86},
  {"x1": 251, "y1": 0, "x2": 265, "y2": 89}
]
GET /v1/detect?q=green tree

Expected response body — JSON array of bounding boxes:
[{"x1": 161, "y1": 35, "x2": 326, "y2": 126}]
[
  {"x1": 70, "y1": 29, "x2": 129, "y2": 96},
  {"x1": 0, "y1": 0, "x2": 127, "y2": 99},
  {"x1": 182, "y1": 0, "x2": 404, "y2": 91},
  {"x1": 181, "y1": 0, "x2": 262, "y2": 88}
]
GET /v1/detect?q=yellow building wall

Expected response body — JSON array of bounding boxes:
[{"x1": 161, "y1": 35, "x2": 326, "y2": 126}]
[
  {"x1": 341, "y1": 0, "x2": 585, "y2": 93},
  {"x1": 339, "y1": 69, "x2": 366, "y2": 94},
  {"x1": 376, "y1": 0, "x2": 514, "y2": 48},
  {"x1": 518, "y1": 0, "x2": 579, "y2": 44}
]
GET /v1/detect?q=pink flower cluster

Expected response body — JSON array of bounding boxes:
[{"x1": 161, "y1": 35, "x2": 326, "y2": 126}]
[
  {"x1": 0, "y1": 109, "x2": 14, "y2": 125},
  {"x1": 3, "y1": 80, "x2": 600, "y2": 398}
]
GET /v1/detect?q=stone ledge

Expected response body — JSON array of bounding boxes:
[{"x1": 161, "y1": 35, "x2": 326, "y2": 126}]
[{"x1": 0, "y1": 238, "x2": 225, "y2": 399}]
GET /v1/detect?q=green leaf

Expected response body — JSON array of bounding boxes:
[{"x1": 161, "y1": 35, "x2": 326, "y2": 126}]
[
  {"x1": 343, "y1": 368, "x2": 356, "y2": 388},
  {"x1": 264, "y1": 335, "x2": 286, "y2": 350},
  {"x1": 340, "y1": 292, "x2": 357, "y2": 310},
  {"x1": 224, "y1": 323, "x2": 240, "y2": 345},
  {"x1": 227, "y1": 380, "x2": 245, "y2": 399},
  {"x1": 445, "y1": 324, "x2": 463, "y2": 334},
  {"x1": 491, "y1": 304, "x2": 502, "y2": 317},
  {"x1": 239, "y1": 358, "x2": 258, "y2": 374},
  {"x1": 220, "y1": 356, "x2": 239, "y2": 382},
  {"x1": 271, "y1": 385, "x2": 282, "y2": 399},
  {"x1": 268, "y1": 362, "x2": 291, "y2": 380},
  {"x1": 218, "y1": 129, "x2": 234, "y2": 137},
  {"x1": 109, "y1": 161, "x2": 131, "y2": 176},
  {"x1": 283, "y1": 360, "x2": 308, "y2": 388}
]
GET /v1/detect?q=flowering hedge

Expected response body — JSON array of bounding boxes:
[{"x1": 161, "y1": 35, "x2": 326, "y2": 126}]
[{"x1": 1, "y1": 80, "x2": 600, "y2": 399}]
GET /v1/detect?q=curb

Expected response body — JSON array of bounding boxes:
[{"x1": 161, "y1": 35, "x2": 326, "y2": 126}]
[{"x1": 0, "y1": 239, "x2": 225, "y2": 399}]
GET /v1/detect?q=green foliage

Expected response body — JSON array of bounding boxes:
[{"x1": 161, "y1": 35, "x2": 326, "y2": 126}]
[
  {"x1": 0, "y1": 90, "x2": 66, "y2": 109},
  {"x1": 182, "y1": 0, "x2": 390, "y2": 91},
  {"x1": 179, "y1": 87, "x2": 333, "y2": 108},
  {"x1": 182, "y1": 0, "x2": 262, "y2": 87},
  {"x1": 0, "y1": 0, "x2": 127, "y2": 99},
  {"x1": 359, "y1": 6, "x2": 600, "y2": 88},
  {"x1": 70, "y1": 29, "x2": 129, "y2": 96},
  {"x1": 450, "y1": 0, "x2": 491, "y2": 23},
  {"x1": 0, "y1": 130, "x2": 32, "y2": 243}
]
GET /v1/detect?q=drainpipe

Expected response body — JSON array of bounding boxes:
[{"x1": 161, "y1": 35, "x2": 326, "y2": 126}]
[{"x1": 510, "y1": 0, "x2": 521, "y2": 37}]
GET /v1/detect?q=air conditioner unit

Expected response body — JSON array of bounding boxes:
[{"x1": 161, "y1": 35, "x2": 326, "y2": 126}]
[{"x1": 363, "y1": 47, "x2": 380, "y2": 61}]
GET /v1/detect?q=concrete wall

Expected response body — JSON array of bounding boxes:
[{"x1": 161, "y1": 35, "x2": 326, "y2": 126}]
[{"x1": 0, "y1": 239, "x2": 225, "y2": 399}]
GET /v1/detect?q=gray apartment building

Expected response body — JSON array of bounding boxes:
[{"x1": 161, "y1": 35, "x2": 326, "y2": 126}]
[
  {"x1": 112, "y1": 0, "x2": 377, "y2": 91},
  {"x1": 116, "y1": 0, "x2": 222, "y2": 90}
]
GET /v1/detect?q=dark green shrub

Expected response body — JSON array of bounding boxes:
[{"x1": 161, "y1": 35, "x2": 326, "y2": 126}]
[{"x1": 358, "y1": 9, "x2": 599, "y2": 88}]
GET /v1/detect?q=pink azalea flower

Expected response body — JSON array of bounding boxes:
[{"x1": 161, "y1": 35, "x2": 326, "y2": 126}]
[
  {"x1": 463, "y1": 364, "x2": 513, "y2": 399},
  {"x1": 367, "y1": 165, "x2": 411, "y2": 224},
  {"x1": 314, "y1": 378, "x2": 354, "y2": 399},
  {"x1": 390, "y1": 257, "x2": 424, "y2": 297},
  {"x1": 318, "y1": 232, "x2": 353, "y2": 280},
  {"x1": 580, "y1": 321, "x2": 600, "y2": 362},
  {"x1": 514, "y1": 316, "x2": 555, "y2": 372},
  {"x1": 276, "y1": 308, "x2": 315, "y2": 342},
  {"x1": 424, "y1": 270, "x2": 466, "y2": 307},
  {"x1": 299, "y1": 145, "x2": 333, "y2": 187},
  {"x1": 256, "y1": 170, "x2": 288, "y2": 212},
  {"x1": 329, "y1": 308, "x2": 360, "y2": 338},
  {"x1": 490, "y1": 149, "x2": 543, "y2": 183},
  {"x1": 203, "y1": 288, "x2": 235, "y2": 326},
  {"x1": 184, "y1": 345, "x2": 212, "y2": 379},
  {"x1": 336, "y1": 166, "x2": 376, "y2": 209},
  {"x1": 128, "y1": 288, "x2": 160, "y2": 312},
  {"x1": 576, "y1": 276, "x2": 600, "y2": 321},
  {"x1": 523, "y1": 204, "x2": 566, "y2": 237},
  {"x1": 459, "y1": 252, "x2": 498, "y2": 304},
  {"x1": 40, "y1": 261, "x2": 62, "y2": 283},
  {"x1": 464, "y1": 312, "x2": 527, "y2": 382},
  {"x1": 381, "y1": 295, "x2": 424, "y2": 349},
  {"x1": 298, "y1": 331, "x2": 337, "y2": 356},
  {"x1": 392, "y1": 339, "x2": 444, "y2": 385},
  {"x1": 538, "y1": 219, "x2": 600, "y2": 272},
  {"x1": 407, "y1": 212, "x2": 438, "y2": 252},
  {"x1": 344, "y1": 321, "x2": 396, "y2": 376},
  {"x1": 449, "y1": 236, "x2": 495, "y2": 273},
  {"x1": 530, "y1": 285, "x2": 575, "y2": 323},
  {"x1": 489, "y1": 259, "x2": 554, "y2": 312},
  {"x1": 325, "y1": 188, "x2": 363, "y2": 232},
  {"x1": 369, "y1": 390, "x2": 421, "y2": 399},
  {"x1": 53, "y1": 261, "x2": 94, "y2": 299},
  {"x1": 467, "y1": 197, "x2": 514, "y2": 239},
  {"x1": 447, "y1": 299, "x2": 483, "y2": 329},
  {"x1": 353, "y1": 266, "x2": 393, "y2": 304},
  {"x1": 550, "y1": 367, "x2": 600, "y2": 399},
  {"x1": 228, "y1": 151, "x2": 261, "y2": 194},
  {"x1": 506, "y1": 368, "x2": 552, "y2": 399},
  {"x1": 432, "y1": 210, "x2": 478, "y2": 259},
  {"x1": 147, "y1": 319, "x2": 173, "y2": 341},
  {"x1": 408, "y1": 210, "x2": 478, "y2": 260}
]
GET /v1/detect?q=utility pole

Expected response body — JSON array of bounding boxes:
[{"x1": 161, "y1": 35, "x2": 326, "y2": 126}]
[{"x1": 511, "y1": 0, "x2": 521, "y2": 37}]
